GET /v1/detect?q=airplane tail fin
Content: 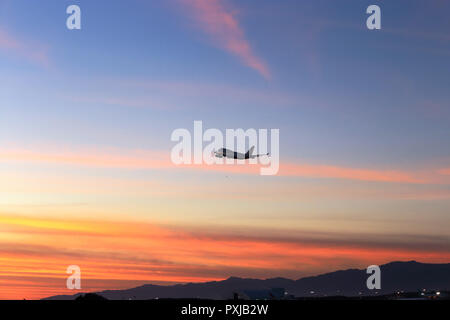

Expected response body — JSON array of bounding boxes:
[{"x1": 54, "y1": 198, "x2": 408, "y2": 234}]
[{"x1": 245, "y1": 146, "x2": 255, "y2": 158}]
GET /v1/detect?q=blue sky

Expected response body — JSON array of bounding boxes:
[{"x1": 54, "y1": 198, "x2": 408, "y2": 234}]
[
  {"x1": 1, "y1": 0, "x2": 449, "y2": 168},
  {"x1": 0, "y1": 0, "x2": 450, "y2": 299}
]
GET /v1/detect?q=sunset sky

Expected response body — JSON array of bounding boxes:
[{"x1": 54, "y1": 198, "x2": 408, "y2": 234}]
[{"x1": 1, "y1": 0, "x2": 450, "y2": 299}]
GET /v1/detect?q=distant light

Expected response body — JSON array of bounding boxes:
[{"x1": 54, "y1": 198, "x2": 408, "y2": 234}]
[{"x1": 436, "y1": 292, "x2": 440, "y2": 295}]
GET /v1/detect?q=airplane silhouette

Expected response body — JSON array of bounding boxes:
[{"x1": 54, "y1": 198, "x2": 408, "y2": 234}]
[{"x1": 214, "y1": 146, "x2": 269, "y2": 160}]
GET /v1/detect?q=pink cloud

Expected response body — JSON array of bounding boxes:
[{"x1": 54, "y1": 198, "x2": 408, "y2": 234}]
[
  {"x1": 1, "y1": 145, "x2": 446, "y2": 184},
  {"x1": 280, "y1": 162, "x2": 423, "y2": 184},
  {"x1": 178, "y1": 0, "x2": 270, "y2": 79},
  {"x1": 0, "y1": 146, "x2": 171, "y2": 170},
  {"x1": 0, "y1": 28, "x2": 49, "y2": 67}
]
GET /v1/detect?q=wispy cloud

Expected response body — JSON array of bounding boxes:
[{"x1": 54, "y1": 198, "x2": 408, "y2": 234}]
[
  {"x1": 0, "y1": 146, "x2": 170, "y2": 170},
  {"x1": 0, "y1": 28, "x2": 50, "y2": 67},
  {"x1": 280, "y1": 162, "x2": 423, "y2": 184},
  {"x1": 177, "y1": 0, "x2": 270, "y2": 79},
  {"x1": 1, "y1": 145, "x2": 448, "y2": 184},
  {"x1": 3, "y1": 164, "x2": 450, "y2": 202}
]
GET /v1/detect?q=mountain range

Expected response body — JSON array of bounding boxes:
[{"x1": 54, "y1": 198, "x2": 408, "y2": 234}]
[{"x1": 43, "y1": 261, "x2": 450, "y2": 300}]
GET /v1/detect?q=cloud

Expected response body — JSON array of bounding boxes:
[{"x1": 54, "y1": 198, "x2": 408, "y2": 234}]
[
  {"x1": 0, "y1": 145, "x2": 445, "y2": 184},
  {"x1": 178, "y1": 0, "x2": 270, "y2": 79},
  {"x1": 279, "y1": 162, "x2": 423, "y2": 184},
  {"x1": 1, "y1": 214, "x2": 449, "y2": 299},
  {"x1": 0, "y1": 28, "x2": 50, "y2": 67},
  {"x1": 0, "y1": 146, "x2": 171, "y2": 170},
  {"x1": 2, "y1": 163, "x2": 450, "y2": 203}
]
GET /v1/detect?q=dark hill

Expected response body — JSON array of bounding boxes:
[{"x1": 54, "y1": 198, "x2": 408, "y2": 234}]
[{"x1": 43, "y1": 261, "x2": 450, "y2": 300}]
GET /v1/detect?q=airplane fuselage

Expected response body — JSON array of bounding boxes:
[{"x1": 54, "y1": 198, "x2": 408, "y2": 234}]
[
  {"x1": 215, "y1": 148, "x2": 247, "y2": 159},
  {"x1": 214, "y1": 147, "x2": 268, "y2": 160}
]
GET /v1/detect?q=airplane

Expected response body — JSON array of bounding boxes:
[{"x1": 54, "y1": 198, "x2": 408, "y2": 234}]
[{"x1": 213, "y1": 146, "x2": 269, "y2": 160}]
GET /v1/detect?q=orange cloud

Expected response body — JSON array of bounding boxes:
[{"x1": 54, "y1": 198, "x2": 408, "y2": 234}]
[
  {"x1": 0, "y1": 145, "x2": 440, "y2": 184},
  {"x1": 279, "y1": 162, "x2": 423, "y2": 183},
  {"x1": 0, "y1": 28, "x2": 49, "y2": 67},
  {"x1": 0, "y1": 146, "x2": 171, "y2": 170},
  {"x1": 178, "y1": 0, "x2": 270, "y2": 79},
  {"x1": 1, "y1": 214, "x2": 449, "y2": 299}
]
